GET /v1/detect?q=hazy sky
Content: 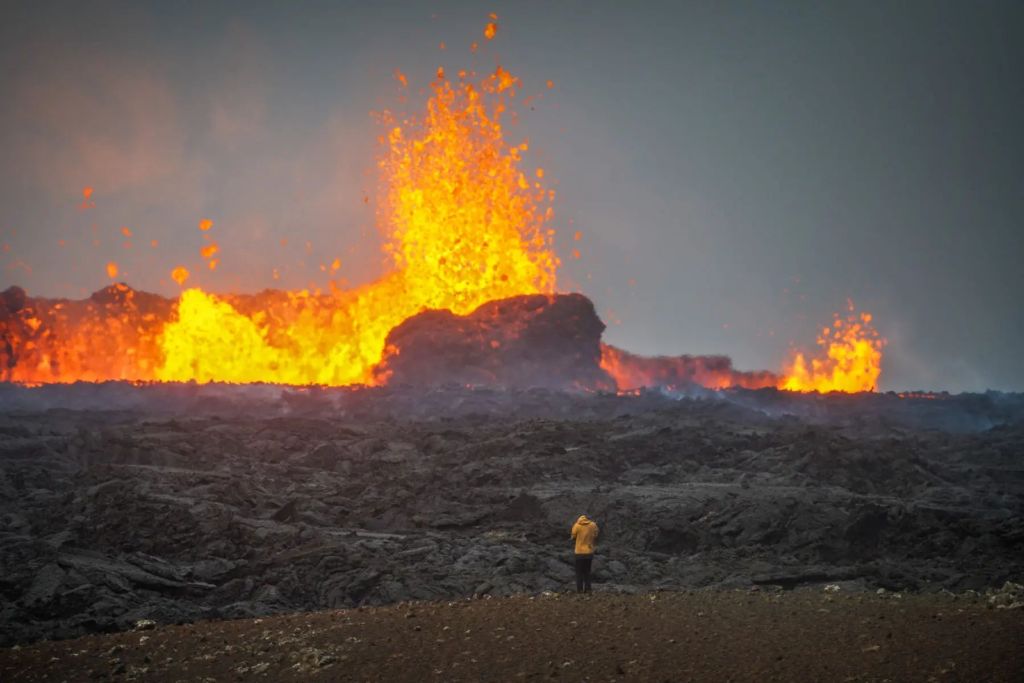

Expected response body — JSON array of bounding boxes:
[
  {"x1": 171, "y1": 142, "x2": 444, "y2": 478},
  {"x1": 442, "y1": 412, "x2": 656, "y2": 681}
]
[{"x1": 2, "y1": 1, "x2": 1022, "y2": 392}]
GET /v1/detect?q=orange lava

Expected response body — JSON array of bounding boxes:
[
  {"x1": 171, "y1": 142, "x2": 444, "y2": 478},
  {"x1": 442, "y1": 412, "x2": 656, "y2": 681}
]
[
  {"x1": 599, "y1": 344, "x2": 778, "y2": 391},
  {"x1": 599, "y1": 304, "x2": 886, "y2": 394},
  {"x1": 778, "y1": 304, "x2": 885, "y2": 393},
  {"x1": 170, "y1": 266, "x2": 190, "y2": 286},
  {"x1": 153, "y1": 59, "x2": 555, "y2": 385},
  {"x1": 0, "y1": 20, "x2": 886, "y2": 394},
  {"x1": 0, "y1": 30, "x2": 553, "y2": 386}
]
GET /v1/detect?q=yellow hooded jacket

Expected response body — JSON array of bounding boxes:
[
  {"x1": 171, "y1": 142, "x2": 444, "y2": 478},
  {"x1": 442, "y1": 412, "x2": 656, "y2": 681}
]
[{"x1": 571, "y1": 515, "x2": 599, "y2": 555}]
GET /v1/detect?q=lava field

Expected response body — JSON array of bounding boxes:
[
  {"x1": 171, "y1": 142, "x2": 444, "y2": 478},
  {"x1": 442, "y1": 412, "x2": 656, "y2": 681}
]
[{"x1": 1, "y1": 383, "x2": 1022, "y2": 646}]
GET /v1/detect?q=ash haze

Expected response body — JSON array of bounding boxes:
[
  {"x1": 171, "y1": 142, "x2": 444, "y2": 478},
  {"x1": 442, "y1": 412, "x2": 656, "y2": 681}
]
[{"x1": 0, "y1": 1, "x2": 1021, "y2": 392}]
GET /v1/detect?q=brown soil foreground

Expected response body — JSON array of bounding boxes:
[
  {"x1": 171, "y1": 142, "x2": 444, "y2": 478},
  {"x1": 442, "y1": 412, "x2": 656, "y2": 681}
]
[{"x1": 2, "y1": 590, "x2": 1021, "y2": 682}]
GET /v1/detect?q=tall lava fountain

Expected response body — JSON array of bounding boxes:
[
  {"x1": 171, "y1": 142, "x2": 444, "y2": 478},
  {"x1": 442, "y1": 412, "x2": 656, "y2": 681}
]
[{"x1": 1, "y1": 23, "x2": 557, "y2": 386}]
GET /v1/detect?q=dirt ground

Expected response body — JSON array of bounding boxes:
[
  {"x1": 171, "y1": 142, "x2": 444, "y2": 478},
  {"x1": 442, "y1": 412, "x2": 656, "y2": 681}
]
[{"x1": 2, "y1": 589, "x2": 1021, "y2": 682}]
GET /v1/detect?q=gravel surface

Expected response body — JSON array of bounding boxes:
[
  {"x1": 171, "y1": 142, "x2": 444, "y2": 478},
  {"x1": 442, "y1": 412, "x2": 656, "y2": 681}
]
[{"x1": 3, "y1": 590, "x2": 1022, "y2": 682}]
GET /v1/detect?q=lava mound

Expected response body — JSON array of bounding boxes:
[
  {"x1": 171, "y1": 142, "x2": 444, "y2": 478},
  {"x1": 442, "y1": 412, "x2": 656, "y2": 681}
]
[{"x1": 374, "y1": 293, "x2": 613, "y2": 390}]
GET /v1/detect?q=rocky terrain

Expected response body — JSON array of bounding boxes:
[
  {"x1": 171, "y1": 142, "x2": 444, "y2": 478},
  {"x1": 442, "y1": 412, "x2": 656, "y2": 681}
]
[
  {"x1": 4, "y1": 589, "x2": 1023, "y2": 682},
  {"x1": 375, "y1": 293, "x2": 613, "y2": 389},
  {"x1": 1, "y1": 383, "x2": 1022, "y2": 648}
]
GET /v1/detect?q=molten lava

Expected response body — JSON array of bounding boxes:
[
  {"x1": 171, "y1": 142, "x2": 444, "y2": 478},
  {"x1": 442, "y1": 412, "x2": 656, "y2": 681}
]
[
  {"x1": 778, "y1": 304, "x2": 885, "y2": 393},
  {"x1": 1, "y1": 33, "x2": 557, "y2": 386},
  {"x1": 599, "y1": 344, "x2": 778, "y2": 391},
  {"x1": 155, "y1": 61, "x2": 556, "y2": 385},
  {"x1": 598, "y1": 304, "x2": 885, "y2": 394},
  {"x1": 0, "y1": 19, "x2": 887, "y2": 394}
]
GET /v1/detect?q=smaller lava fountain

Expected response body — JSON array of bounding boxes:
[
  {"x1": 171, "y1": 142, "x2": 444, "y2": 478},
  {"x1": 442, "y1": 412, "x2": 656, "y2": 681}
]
[{"x1": 779, "y1": 304, "x2": 885, "y2": 393}]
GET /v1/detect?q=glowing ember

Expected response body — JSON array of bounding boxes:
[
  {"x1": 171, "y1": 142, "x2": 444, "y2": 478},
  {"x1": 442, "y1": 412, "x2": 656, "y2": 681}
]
[
  {"x1": 105, "y1": 262, "x2": 119, "y2": 279},
  {"x1": 778, "y1": 304, "x2": 885, "y2": 393},
  {"x1": 171, "y1": 266, "x2": 190, "y2": 286}
]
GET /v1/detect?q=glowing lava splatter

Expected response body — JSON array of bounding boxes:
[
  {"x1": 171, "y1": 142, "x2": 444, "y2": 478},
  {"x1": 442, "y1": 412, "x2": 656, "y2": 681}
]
[{"x1": 778, "y1": 303, "x2": 885, "y2": 393}]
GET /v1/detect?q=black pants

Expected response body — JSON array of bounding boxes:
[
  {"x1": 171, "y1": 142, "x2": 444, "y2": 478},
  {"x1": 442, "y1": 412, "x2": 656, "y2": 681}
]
[{"x1": 574, "y1": 554, "x2": 593, "y2": 593}]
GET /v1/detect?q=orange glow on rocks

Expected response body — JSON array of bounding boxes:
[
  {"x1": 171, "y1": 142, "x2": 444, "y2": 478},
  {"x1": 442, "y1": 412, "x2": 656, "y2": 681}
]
[
  {"x1": 599, "y1": 344, "x2": 778, "y2": 391},
  {"x1": 598, "y1": 304, "x2": 886, "y2": 394}
]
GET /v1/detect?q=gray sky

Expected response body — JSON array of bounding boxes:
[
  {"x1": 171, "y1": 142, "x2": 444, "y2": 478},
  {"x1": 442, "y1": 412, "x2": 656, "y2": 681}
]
[{"x1": 1, "y1": 1, "x2": 1022, "y2": 392}]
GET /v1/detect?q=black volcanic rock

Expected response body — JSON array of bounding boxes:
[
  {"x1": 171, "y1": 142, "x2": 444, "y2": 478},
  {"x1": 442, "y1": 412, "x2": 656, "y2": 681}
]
[
  {"x1": 1, "y1": 384, "x2": 1022, "y2": 645},
  {"x1": 1, "y1": 286, "x2": 27, "y2": 314},
  {"x1": 374, "y1": 293, "x2": 614, "y2": 390}
]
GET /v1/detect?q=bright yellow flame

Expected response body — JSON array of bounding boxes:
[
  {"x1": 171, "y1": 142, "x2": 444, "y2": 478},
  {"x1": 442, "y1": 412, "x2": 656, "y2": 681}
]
[
  {"x1": 779, "y1": 306, "x2": 885, "y2": 393},
  {"x1": 154, "y1": 53, "x2": 557, "y2": 386}
]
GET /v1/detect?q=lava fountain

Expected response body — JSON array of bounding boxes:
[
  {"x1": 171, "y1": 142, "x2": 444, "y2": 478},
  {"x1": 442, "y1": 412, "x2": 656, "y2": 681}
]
[
  {"x1": 1, "y1": 24, "x2": 557, "y2": 386},
  {"x1": 0, "y1": 19, "x2": 885, "y2": 393},
  {"x1": 157, "y1": 55, "x2": 558, "y2": 385},
  {"x1": 778, "y1": 303, "x2": 886, "y2": 393}
]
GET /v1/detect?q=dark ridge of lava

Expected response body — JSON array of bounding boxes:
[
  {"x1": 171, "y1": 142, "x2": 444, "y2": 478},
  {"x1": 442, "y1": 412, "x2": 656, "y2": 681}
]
[{"x1": 374, "y1": 292, "x2": 613, "y2": 390}]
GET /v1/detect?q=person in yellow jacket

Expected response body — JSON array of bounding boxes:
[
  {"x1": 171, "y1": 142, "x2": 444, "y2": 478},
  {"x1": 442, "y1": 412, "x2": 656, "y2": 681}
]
[{"x1": 571, "y1": 514, "x2": 599, "y2": 593}]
